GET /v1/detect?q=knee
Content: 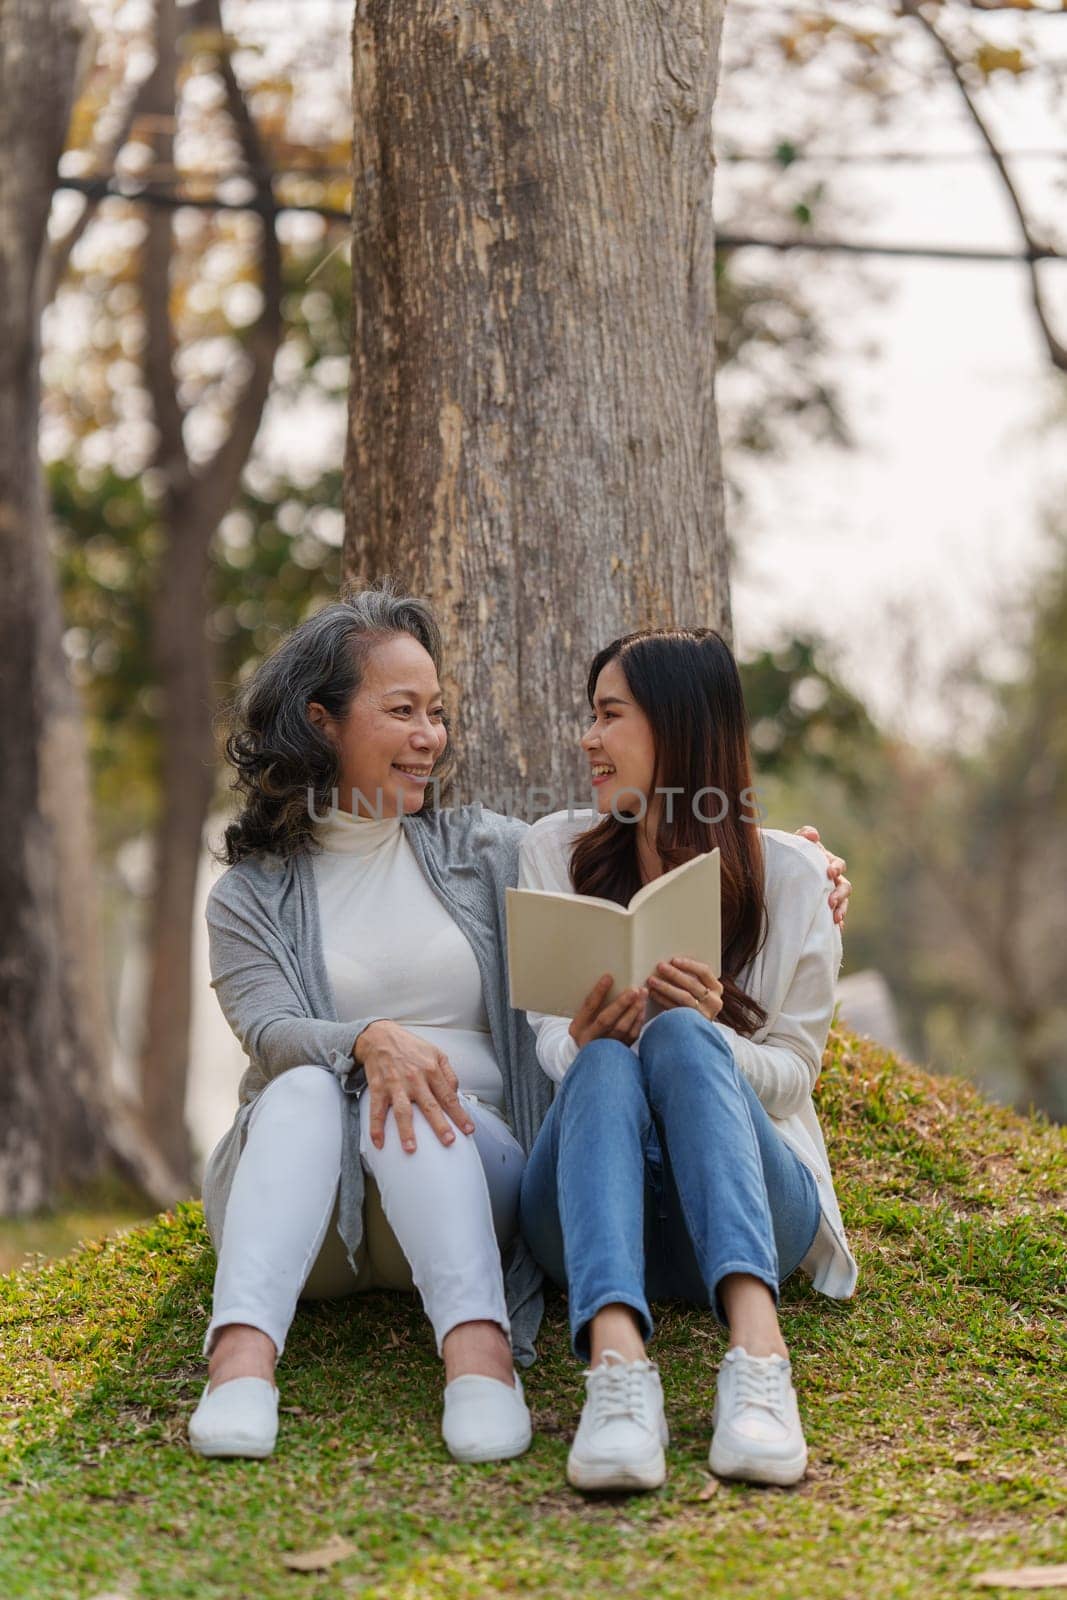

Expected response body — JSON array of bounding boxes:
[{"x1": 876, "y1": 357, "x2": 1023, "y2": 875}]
[
  {"x1": 639, "y1": 1007, "x2": 734, "y2": 1077},
  {"x1": 257, "y1": 1064, "x2": 345, "y2": 1126},
  {"x1": 364, "y1": 1102, "x2": 475, "y2": 1171},
  {"x1": 639, "y1": 1005, "x2": 703, "y2": 1054},
  {"x1": 559, "y1": 1037, "x2": 643, "y2": 1106}
]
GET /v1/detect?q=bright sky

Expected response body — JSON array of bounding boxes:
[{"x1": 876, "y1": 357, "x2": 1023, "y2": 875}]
[{"x1": 718, "y1": 7, "x2": 1067, "y2": 745}]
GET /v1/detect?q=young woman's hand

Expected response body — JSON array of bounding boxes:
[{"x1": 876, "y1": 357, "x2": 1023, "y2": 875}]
[
  {"x1": 354, "y1": 1020, "x2": 475, "y2": 1153},
  {"x1": 647, "y1": 956, "x2": 724, "y2": 1021},
  {"x1": 795, "y1": 824, "x2": 852, "y2": 927},
  {"x1": 568, "y1": 974, "x2": 649, "y2": 1050}
]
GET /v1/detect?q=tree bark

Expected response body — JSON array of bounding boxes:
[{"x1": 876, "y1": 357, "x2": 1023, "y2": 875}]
[
  {"x1": 0, "y1": 0, "x2": 120, "y2": 1212},
  {"x1": 344, "y1": 1, "x2": 731, "y2": 805}
]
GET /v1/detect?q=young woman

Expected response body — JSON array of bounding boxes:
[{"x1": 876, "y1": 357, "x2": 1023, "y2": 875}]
[{"x1": 517, "y1": 627, "x2": 858, "y2": 1493}]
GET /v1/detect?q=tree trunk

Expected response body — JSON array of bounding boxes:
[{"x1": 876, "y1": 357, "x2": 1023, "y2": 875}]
[
  {"x1": 134, "y1": 0, "x2": 283, "y2": 1183},
  {"x1": 344, "y1": 1, "x2": 730, "y2": 805},
  {"x1": 138, "y1": 501, "x2": 219, "y2": 1183},
  {"x1": 0, "y1": 0, "x2": 123, "y2": 1212}
]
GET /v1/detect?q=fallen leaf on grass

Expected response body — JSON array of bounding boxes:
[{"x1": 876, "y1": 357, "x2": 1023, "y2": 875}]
[
  {"x1": 694, "y1": 1477, "x2": 720, "y2": 1501},
  {"x1": 973, "y1": 1568, "x2": 1067, "y2": 1590},
  {"x1": 281, "y1": 1534, "x2": 357, "y2": 1572},
  {"x1": 953, "y1": 1452, "x2": 979, "y2": 1466}
]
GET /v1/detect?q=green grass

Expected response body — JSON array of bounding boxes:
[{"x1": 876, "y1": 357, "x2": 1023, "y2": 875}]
[
  {"x1": 1, "y1": 1030, "x2": 1065, "y2": 1600},
  {"x1": 0, "y1": 1176, "x2": 153, "y2": 1276}
]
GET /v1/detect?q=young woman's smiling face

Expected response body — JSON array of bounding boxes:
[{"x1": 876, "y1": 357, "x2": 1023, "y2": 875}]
[
  {"x1": 580, "y1": 657, "x2": 658, "y2": 817},
  {"x1": 308, "y1": 633, "x2": 448, "y2": 816}
]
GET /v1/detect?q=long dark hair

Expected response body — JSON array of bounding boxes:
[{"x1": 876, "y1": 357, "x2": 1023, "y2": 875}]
[
  {"x1": 570, "y1": 628, "x2": 768, "y2": 1035},
  {"x1": 214, "y1": 579, "x2": 454, "y2": 865}
]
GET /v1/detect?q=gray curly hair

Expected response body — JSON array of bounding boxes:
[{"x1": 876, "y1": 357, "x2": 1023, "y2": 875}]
[{"x1": 215, "y1": 578, "x2": 454, "y2": 864}]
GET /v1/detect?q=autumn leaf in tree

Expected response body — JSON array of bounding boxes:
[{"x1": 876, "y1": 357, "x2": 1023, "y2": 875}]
[{"x1": 974, "y1": 43, "x2": 1027, "y2": 77}]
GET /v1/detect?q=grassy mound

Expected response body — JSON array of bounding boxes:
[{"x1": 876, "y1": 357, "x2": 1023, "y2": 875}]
[{"x1": 1, "y1": 1030, "x2": 1064, "y2": 1600}]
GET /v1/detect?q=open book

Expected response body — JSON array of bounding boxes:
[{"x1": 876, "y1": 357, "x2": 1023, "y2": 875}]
[{"x1": 505, "y1": 848, "x2": 720, "y2": 1018}]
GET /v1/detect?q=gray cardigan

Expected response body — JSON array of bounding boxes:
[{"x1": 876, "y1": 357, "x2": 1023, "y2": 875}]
[{"x1": 200, "y1": 803, "x2": 555, "y2": 1366}]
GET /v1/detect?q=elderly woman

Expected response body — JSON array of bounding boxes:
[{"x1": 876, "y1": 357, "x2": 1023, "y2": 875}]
[
  {"x1": 189, "y1": 583, "x2": 850, "y2": 1466},
  {"x1": 190, "y1": 585, "x2": 553, "y2": 1463}
]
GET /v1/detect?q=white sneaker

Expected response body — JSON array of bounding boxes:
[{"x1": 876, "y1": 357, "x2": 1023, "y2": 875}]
[
  {"x1": 188, "y1": 1376, "x2": 279, "y2": 1459},
  {"x1": 441, "y1": 1371, "x2": 533, "y2": 1463},
  {"x1": 708, "y1": 1346, "x2": 808, "y2": 1485},
  {"x1": 566, "y1": 1349, "x2": 669, "y2": 1492}
]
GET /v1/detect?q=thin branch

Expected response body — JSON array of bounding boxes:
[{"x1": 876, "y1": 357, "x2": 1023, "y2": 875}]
[
  {"x1": 184, "y1": 0, "x2": 284, "y2": 538},
  {"x1": 43, "y1": 78, "x2": 152, "y2": 307},
  {"x1": 716, "y1": 231, "x2": 1062, "y2": 262},
  {"x1": 960, "y1": 0, "x2": 1066, "y2": 12},
  {"x1": 719, "y1": 146, "x2": 1067, "y2": 164},
  {"x1": 64, "y1": 146, "x2": 1067, "y2": 175},
  {"x1": 138, "y1": 0, "x2": 191, "y2": 500},
  {"x1": 729, "y1": 0, "x2": 1067, "y2": 14},
  {"x1": 900, "y1": 0, "x2": 1067, "y2": 371},
  {"x1": 52, "y1": 179, "x2": 1067, "y2": 265},
  {"x1": 729, "y1": 0, "x2": 1067, "y2": 13},
  {"x1": 57, "y1": 176, "x2": 351, "y2": 223}
]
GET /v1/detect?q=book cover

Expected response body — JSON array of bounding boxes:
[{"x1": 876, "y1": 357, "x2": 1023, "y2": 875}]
[{"x1": 506, "y1": 848, "x2": 721, "y2": 1018}]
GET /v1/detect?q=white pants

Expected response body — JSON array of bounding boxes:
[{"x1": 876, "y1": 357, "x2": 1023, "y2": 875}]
[{"x1": 204, "y1": 1065, "x2": 526, "y2": 1362}]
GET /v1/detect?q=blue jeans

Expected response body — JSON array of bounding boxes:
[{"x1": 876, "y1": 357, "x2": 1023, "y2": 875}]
[{"x1": 519, "y1": 1008, "x2": 822, "y2": 1361}]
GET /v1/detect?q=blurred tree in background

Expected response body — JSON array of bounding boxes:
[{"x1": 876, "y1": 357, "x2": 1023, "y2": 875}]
[
  {"x1": 894, "y1": 520, "x2": 1067, "y2": 1122},
  {"x1": 40, "y1": 0, "x2": 352, "y2": 1187},
  {"x1": 740, "y1": 636, "x2": 883, "y2": 787},
  {"x1": 49, "y1": 241, "x2": 350, "y2": 855},
  {"x1": 742, "y1": 515, "x2": 1067, "y2": 1122},
  {"x1": 0, "y1": 0, "x2": 127, "y2": 1219}
]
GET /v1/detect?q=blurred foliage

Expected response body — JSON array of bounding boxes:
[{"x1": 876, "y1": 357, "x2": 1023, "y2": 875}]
[
  {"x1": 51, "y1": 243, "x2": 349, "y2": 853},
  {"x1": 740, "y1": 519, "x2": 1067, "y2": 1122},
  {"x1": 908, "y1": 521, "x2": 1067, "y2": 1120},
  {"x1": 52, "y1": 458, "x2": 343, "y2": 853},
  {"x1": 739, "y1": 636, "x2": 882, "y2": 785},
  {"x1": 0, "y1": 1172, "x2": 151, "y2": 1275},
  {"x1": 714, "y1": 249, "x2": 853, "y2": 464}
]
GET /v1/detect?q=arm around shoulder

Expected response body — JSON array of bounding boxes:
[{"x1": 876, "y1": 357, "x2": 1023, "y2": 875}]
[{"x1": 712, "y1": 852, "x2": 842, "y2": 1119}]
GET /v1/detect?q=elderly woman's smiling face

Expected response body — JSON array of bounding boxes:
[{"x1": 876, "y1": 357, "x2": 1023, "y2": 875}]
[{"x1": 308, "y1": 632, "x2": 448, "y2": 817}]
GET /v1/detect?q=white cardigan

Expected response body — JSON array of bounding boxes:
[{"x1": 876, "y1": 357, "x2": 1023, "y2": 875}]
[{"x1": 518, "y1": 811, "x2": 859, "y2": 1300}]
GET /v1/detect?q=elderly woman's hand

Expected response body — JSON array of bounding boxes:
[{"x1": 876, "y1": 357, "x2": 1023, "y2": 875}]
[
  {"x1": 795, "y1": 824, "x2": 852, "y2": 927},
  {"x1": 354, "y1": 1021, "x2": 475, "y2": 1154}
]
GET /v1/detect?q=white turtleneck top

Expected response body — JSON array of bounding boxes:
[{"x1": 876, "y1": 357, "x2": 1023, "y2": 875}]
[{"x1": 309, "y1": 806, "x2": 505, "y2": 1112}]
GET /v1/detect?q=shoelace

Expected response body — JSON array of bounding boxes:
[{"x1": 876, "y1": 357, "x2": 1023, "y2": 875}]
[
  {"x1": 585, "y1": 1357, "x2": 654, "y2": 1429},
  {"x1": 732, "y1": 1356, "x2": 790, "y2": 1420}
]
